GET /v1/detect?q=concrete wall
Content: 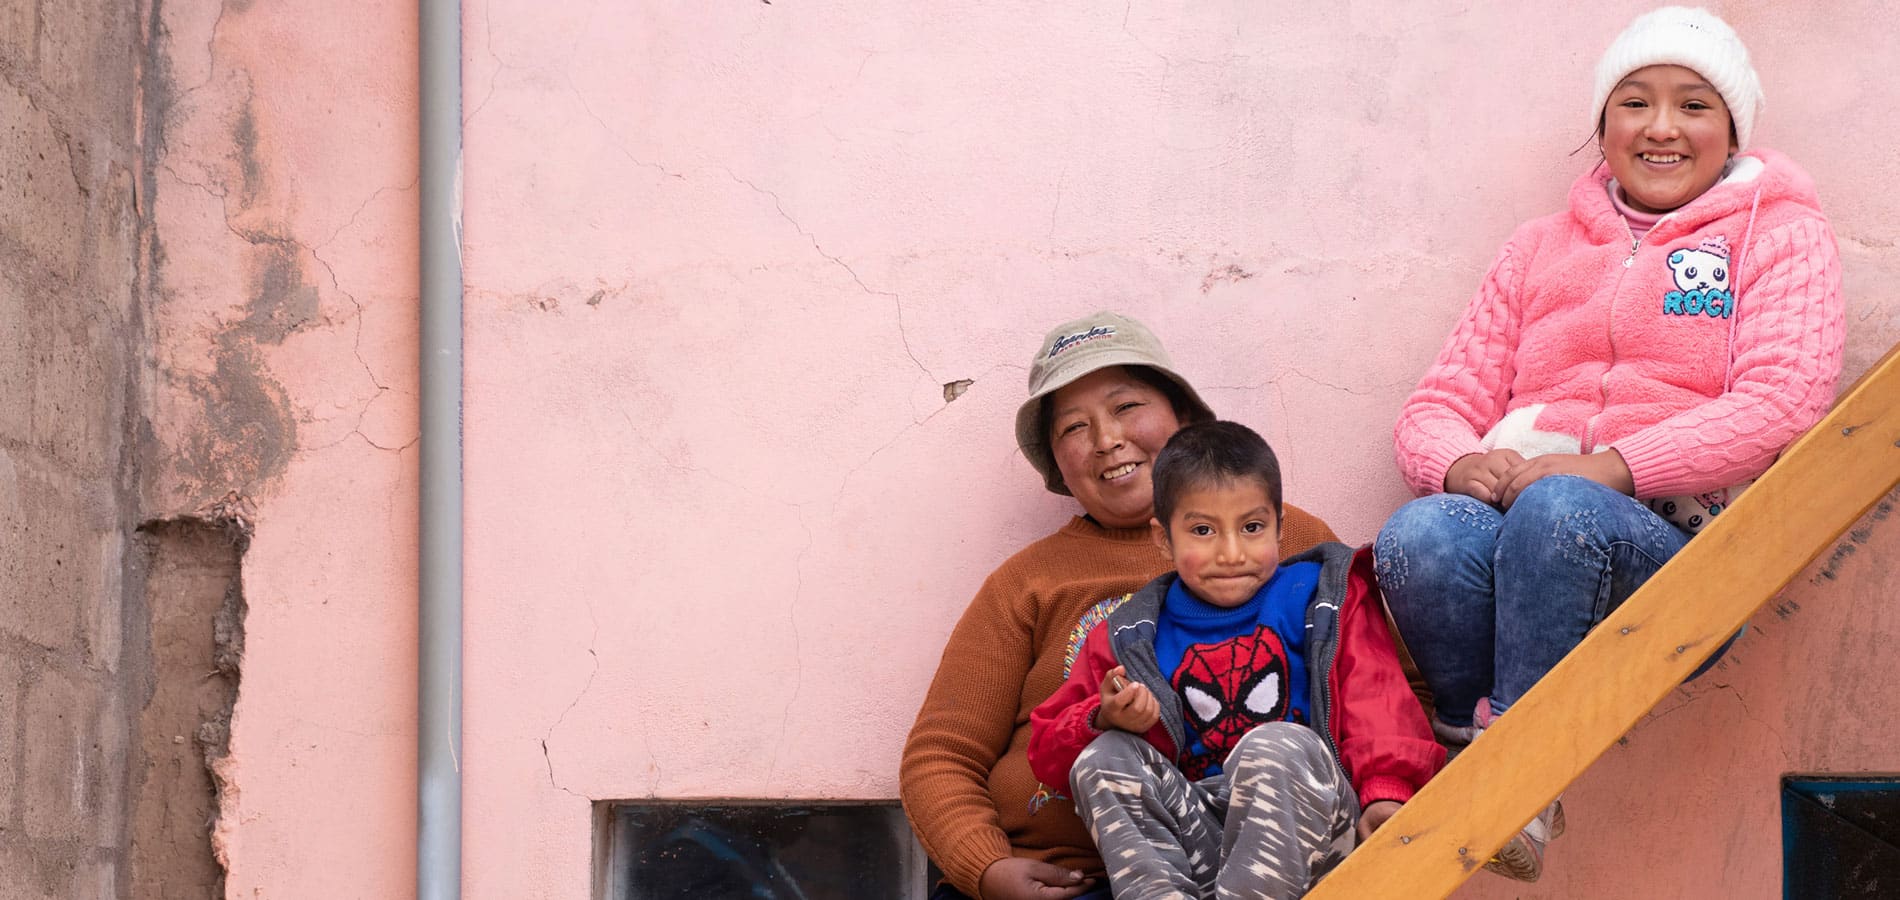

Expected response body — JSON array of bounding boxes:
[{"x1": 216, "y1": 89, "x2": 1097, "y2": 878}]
[
  {"x1": 0, "y1": 0, "x2": 145, "y2": 896},
  {"x1": 124, "y1": 2, "x2": 1900, "y2": 899}
]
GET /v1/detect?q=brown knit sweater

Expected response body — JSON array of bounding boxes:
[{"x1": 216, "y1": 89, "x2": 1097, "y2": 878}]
[{"x1": 901, "y1": 505, "x2": 1339, "y2": 895}]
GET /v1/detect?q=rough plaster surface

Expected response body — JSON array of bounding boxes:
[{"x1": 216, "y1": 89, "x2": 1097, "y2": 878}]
[
  {"x1": 128, "y1": 519, "x2": 243, "y2": 900},
  {"x1": 119, "y1": 1, "x2": 1900, "y2": 899},
  {"x1": 139, "y1": 0, "x2": 421, "y2": 897},
  {"x1": 0, "y1": 0, "x2": 143, "y2": 896}
]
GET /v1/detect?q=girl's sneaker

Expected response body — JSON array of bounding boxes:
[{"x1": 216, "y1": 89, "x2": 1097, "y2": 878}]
[
  {"x1": 1431, "y1": 696, "x2": 1499, "y2": 759},
  {"x1": 1430, "y1": 714, "x2": 1483, "y2": 756},
  {"x1": 1484, "y1": 798, "x2": 1566, "y2": 882},
  {"x1": 1457, "y1": 699, "x2": 1567, "y2": 882}
]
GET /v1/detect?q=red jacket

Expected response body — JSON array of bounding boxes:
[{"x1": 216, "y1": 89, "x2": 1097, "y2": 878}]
[{"x1": 1028, "y1": 543, "x2": 1444, "y2": 806}]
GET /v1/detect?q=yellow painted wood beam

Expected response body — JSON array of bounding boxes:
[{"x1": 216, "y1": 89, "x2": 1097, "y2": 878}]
[{"x1": 1310, "y1": 343, "x2": 1900, "y2": 899}]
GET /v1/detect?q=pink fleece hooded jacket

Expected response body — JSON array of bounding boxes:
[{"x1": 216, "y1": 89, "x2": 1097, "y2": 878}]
[{"x1": 1395, "y1": 148, "x2": 1844, "y2": 506}]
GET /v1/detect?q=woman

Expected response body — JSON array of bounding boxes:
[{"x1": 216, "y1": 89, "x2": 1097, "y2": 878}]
[
  {"x1": 901, "y1": 311, "x2": 1339, "y2": 900},
  {"x1": 1375, "y1": 6, "x2": 1843, "y2": 882}
]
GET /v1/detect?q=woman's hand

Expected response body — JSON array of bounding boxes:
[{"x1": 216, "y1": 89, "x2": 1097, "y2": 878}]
[
  {"x1": 1496, "y1": 449, "x2": 1635, "y2": 509},
  {"x1": 1356, "y1": 799, "x2": 1403, "y2": 842},
  {"x1": 977, "y1": 857, "x2": 1095, "y2": 900},
  {"x1": 1097, "y1": 665, "x2": 1160, "y2": 733},
  {"x1": 1443, "y1": 449, "x2": 1525, "y2": 504}
]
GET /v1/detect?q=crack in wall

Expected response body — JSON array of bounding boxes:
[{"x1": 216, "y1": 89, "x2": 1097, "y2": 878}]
[
  {"x1": 147, "y1": 0, "x2": 409, "y2": 493},
  {"x1": 170, "y1": 0, "x2": 233, "y2": 101},
  {"x1": 158, "y1": 164, "x2": 404, "y2": 461},
  {"x1": 541, "y1": 597, "x2": 601, "y2": 799},
  {"x1": 763, "y1": 505, "x2": 812, "y2": 792},
  {"x1": 1202, "y1": 369, "x2": 1418, "y2": 398},
  {"x1": 541, "y1": 739, "x2": 588, "y2": 801},
  {"x1": 1048, "y1": 170, "x2": 1064, "y2": 241},
  {"x1": 315, "y1": 176, "x2": 419, "y2": 251},
  {"x1": 463, "y1": 7, "x2": 503, "y2": 127},
  {"x1": 830, "y1": 361, "x2": 1016, "y2": 512},
  {"x1": 560, "y1": 74, "x2": 942, "y2": 391},
  {"x1": 565, "y1": 72, "x2": 686, "y2": 182},
  {"x1": 1729, "y1": 691, "x2": 1796, "y2": 767},
  {"x1": 717, "y1": 167, "x2": 938, "y2": 384},
  {"x1": 49, "y1": 121, "x2": 89, "y2": 204}
]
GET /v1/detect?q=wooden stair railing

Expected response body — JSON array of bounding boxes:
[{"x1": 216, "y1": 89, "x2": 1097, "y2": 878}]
[{"x1": 1309, "y1": 343, "x2": 1900, "y2": 900}]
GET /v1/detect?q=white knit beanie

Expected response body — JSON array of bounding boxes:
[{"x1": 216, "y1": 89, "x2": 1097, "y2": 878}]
[{"x1": 1592, "y1": 6, "x2": 1763, "y2": 149}]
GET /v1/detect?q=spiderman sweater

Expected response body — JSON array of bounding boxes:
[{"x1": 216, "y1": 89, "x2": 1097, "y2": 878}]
[
  {"x1": 1028, "y1": 542, "x2": 1445, "y2": 806},
  {"x1": 1151, "y1": 562, "x2": 1315, "y2": 779}
]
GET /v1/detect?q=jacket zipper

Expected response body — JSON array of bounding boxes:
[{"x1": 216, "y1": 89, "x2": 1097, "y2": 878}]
[
  {"x1": 1310, "y1": 585, "x2": 1344, "y2": 771},
  {"x1": 1585, "y1": 213, "x2": 1671, "y2": 450}
]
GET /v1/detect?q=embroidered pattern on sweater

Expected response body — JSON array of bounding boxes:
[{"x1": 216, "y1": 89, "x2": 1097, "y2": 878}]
[
  {"x1": 1029, "y1": 592, "x2": 1136, "y2": 816},
  {"x1": 1663, "y1": 235, "x2": 1734, "y2": 318},
  {"x1": 1061, "y1": 593, "x2": 1133, "y2": 678}
]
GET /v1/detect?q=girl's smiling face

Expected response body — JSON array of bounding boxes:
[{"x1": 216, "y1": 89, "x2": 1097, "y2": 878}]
[{"x1": 1601, "y1": 64, "x2": 1737, "y2": 214}]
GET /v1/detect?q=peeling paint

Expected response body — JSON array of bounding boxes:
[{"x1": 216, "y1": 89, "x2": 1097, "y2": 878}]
[
  {"x1": 232, "y1": 101, "x2": 261, "y2": 205},
  {"x1": 238, "y1": 238, "x2": 321, "y2": 343},
  {"x1": 941, "y1": 379, "x2": 973, "y2": 403},
  {"x1": 163, "y1": 235, "x2": 315, "y2": 501},
  {"x1": 1200, "y1": 262, "x2": 1256, "y2": 293},
  {"x1": 173, "y1": 341, "x2": 297, "y2": 503}
]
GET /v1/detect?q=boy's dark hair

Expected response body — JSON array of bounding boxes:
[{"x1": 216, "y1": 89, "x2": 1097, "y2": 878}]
[{"x1": 1151, "y1": 420, "x2": 1283, "y2": 531}]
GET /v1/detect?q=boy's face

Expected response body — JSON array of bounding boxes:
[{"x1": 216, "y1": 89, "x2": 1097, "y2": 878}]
[{"x1": 1151, "y1": 477, "x2": 1281, "y2": 609}]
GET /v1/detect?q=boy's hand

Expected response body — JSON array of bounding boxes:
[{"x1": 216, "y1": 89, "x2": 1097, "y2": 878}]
[
  {"x1": 1097, "y1": 665, "x2": 1159, "y2": 733},
  {"x1": 1356, "y1": 799, "x2": 1403, "y2": 842}
]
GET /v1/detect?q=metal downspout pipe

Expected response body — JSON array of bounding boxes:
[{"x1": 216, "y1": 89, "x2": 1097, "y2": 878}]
[{"x1": 419, "y1": 1, "x2": 463, "y2": 898}]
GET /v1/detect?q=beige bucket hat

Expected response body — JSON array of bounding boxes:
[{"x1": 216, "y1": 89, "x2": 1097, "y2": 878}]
[{"x1": 1015, "y1": 311, "x2": 1214, "y2": 495}]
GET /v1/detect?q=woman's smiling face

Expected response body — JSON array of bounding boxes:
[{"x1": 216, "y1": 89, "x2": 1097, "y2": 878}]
[
  {"x1": 1048, "y1": 366, "x2": 1182, "y2": 529},
  {"x1": 1601, "y1": 64, "x2": 1737, "y2": 214}
]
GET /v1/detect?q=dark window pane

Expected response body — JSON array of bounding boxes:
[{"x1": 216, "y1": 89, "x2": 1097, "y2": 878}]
[
  {"x1": 1783, "y1": 776, "x2": 1900, "y2": 899},
  {"x1": 607, "y1": 803, "x2": 920, "y2": 899}
]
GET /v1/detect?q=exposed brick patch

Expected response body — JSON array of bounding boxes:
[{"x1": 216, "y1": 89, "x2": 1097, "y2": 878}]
[{"x1": 128, "y1": 516, "x2": 247, "y2": 900}]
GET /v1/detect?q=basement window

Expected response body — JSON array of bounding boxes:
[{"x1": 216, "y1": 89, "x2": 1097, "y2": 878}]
[
  {"x1": 598, "y1": 801, "x2": 927, "y2": 899},
  {"x1": 1782, "y1": 775, "x2": 1900, "y2": 898}
]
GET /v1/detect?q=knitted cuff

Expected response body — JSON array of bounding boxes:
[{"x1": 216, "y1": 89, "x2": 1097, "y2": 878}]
[
  {"x1": 941, "y1": 830, "x2": 1016, "y2": 898},
  {"x1": 1414, "y1": 435, "x2": 1487, "y2": 495},
  {"x1": 1609, "y1": 430, "x2": 1699, "y2": 498},
  {"x1": 1357, "y1": 775, "x2": 1419, "y2": 808}
]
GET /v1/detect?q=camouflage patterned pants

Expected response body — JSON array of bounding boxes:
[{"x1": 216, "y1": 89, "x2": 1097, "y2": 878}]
[{"x1": 1068, "y1": 722, "x2": 1357, "y2": 900}]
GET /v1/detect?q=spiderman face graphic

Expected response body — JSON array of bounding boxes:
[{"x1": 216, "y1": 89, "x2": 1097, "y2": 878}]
[{"x1": 1172, "y1": 626, "x2": 1291, "y2": 761}]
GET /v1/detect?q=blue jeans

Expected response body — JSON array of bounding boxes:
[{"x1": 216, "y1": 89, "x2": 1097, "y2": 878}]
[{"x1": 1374, "y1": 476, "x2": 1693, "y2": 727}]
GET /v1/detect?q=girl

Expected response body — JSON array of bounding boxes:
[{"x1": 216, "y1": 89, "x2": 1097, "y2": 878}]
[{"x1": 1374, "y1": 6, "x2": 1843, "y2": 882}]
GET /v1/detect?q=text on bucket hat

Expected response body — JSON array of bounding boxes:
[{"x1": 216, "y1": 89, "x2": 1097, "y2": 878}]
[
  {"x1": 1591, "y1": 6, "x2": 1763, "y2": 150},
  {"x1": 1014, "y1": 312, "x2": 1214, "y2": 496}
]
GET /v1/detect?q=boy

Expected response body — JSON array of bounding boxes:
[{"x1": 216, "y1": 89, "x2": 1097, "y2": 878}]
[{"x1": 1028, "y1": 421, "x2": 1444, "y2": 899}]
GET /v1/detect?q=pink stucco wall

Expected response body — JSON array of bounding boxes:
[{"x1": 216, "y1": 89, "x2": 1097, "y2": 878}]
[{"x1": 147, "y1": 1, "x2": 1900, "y2": 897}]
